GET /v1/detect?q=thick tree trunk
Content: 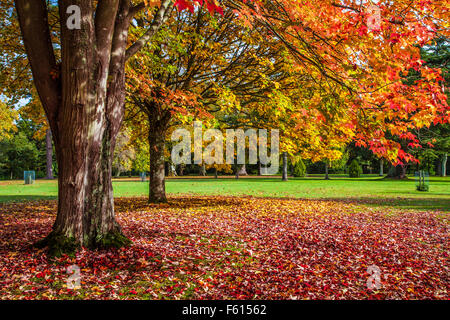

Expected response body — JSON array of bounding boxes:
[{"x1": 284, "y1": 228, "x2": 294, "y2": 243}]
[
  {"x1": 146, "y1": 103, "x2": 171, "y2": 204},
  {"x1": 51, "y1": 128, "x2": 127, "y2": 254},
  {"x1": 45, "y1": 129, "x2": 54, "y2": 179},
  {"x1": 214, "y1": 167, "x2": 218, "y2": 179},
  {"x1": 258, "y1": 161, "x2": 262, "y2": 176},
  {"x1": 15, "y1": 0, "x2": 173, "y2": 256},
  {"x1": 282, "y1": 152, "x2": 288, "y2": 181},
  {"x1": 17, "y1": 1, "x2": 130, "y2": 255}
]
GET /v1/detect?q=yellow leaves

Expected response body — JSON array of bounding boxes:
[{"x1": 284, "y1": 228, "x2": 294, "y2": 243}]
[
  {"x1": 143, "y1": 0, "x2": 161, "y2": 7},
  {"x1": 0, "y1": 100, "x2": 17, "y2": 141}
]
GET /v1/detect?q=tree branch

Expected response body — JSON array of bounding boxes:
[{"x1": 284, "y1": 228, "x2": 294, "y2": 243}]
[
  {"x1": 14, "y1": 0, "x2": 60, "y2": 126},
  {"x1": 125, "y1": 0, "x2": 173, "y2": 60},
  {"x1": 95, "y1": 0, "x2": 120, "y2": 55}
]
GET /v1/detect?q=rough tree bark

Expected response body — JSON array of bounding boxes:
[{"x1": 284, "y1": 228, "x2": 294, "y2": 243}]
[
  {"x1": 147, "y1": 104, "x2": 171, "y2": 203},
  {"x1": 45, "y1": 129, "x2": 54, "y2": 179},
  {"x1": 282, "y1": 152, "x2": 288, "y2": 181},
  {"x1": 148, "y1": 130, "x2": 168, "y2": 203},
  {"x1": 15, "y1": 0, "x2": 173, "y2": 255}
]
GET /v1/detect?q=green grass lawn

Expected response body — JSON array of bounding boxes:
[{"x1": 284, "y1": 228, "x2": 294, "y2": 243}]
[{"x1": 0, "y1": 175, "x2": 449, "y2": 211}]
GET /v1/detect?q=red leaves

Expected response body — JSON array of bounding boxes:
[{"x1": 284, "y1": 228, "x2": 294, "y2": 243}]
[
  {"x1": 0, "y1": 197, "x2": 448, "y2": 299},
  {"x1": 388, "y1": 32, "x2": 401, "y2": 44},
  {"x1": 174, "y1": 0, "x2": 223, "y2": 15}
]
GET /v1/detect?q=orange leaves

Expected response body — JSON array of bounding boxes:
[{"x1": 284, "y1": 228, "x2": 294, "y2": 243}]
[
  {"x1": 237, "y1": 0, "x2": 449, "y2": 164},
  {"x1": 174, "y1": 0, "x2": 223, "y2": 15},
  {"x1": 123, "y1": 0, "x2": 449, "y2": 166}
]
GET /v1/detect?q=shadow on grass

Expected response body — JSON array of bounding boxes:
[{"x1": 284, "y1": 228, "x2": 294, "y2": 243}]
[
  {"x1": 1, "y1": 193, "x2": 448, "y2": 212},
  {"x1": 115, "y1": 196, "x2": 244, "y2": 211},
  {"x1": 0, "y1": 195, "x2": 242, "y2": 210}
]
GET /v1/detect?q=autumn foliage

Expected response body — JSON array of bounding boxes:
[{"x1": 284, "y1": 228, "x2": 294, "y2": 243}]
[{"x1": 0, "y1": 196, "x2": 448, "y2": 299}]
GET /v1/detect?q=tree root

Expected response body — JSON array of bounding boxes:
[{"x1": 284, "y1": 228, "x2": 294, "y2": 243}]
[{"x1": 34, "y1": 230, "x2": 132, "y2": 257}]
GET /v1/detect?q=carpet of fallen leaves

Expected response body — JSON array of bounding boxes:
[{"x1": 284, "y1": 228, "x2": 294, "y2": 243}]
[{"x1": 0, "y1": 196, "x2": 448, "y2": 300}]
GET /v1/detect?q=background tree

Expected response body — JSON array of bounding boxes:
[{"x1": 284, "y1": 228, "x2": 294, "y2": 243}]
[
  {"x1": 126, "y1": 5, "x2": 288, "y2": 200},
  {"x1": 113, "y1": 130, "x2": 136, "y2": 177},
  {"x1": 0, "y1": 130, "x2": 39, "y2": 180},
  {"x1": 0, "y1": 100, "x2": 17, "y2": 140}
]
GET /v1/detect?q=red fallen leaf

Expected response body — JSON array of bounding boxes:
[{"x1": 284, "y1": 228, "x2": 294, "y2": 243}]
[{"x1": 0, "y1": 197, "x2": 448, "y2": 300}]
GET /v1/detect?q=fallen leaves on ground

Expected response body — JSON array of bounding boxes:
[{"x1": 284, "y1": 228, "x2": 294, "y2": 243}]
[{"x1": 0, "y1": 196, "x2": 448, "y2": 300}]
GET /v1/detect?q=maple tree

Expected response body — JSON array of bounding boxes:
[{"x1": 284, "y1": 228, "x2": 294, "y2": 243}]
[
  {"x1": 228, "y1": 0, "x2": 449, "y2": 165},
  {"x1": 125, "y1": 5, "x2": 288, "y2": 201},
  {"x1": 10, "y1": 0, "x2": 224, "y2": 254}
]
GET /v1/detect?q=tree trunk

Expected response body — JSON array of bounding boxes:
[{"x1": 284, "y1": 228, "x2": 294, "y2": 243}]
[
  {"x1": 170, "y1": 164, "x2": 177, "y2": 177},
  {"x1": 258, "y1": 161, "x2": 262, "y2": 176},
  {"x1": 15, "y1": 0, "x2": 175, "y2": 255},
  {"x1": 179, "y1": 164, "x2": 185, "y2": 176},
  {"x1": 441, "y1": 153, "x2": 447, "y2": 177},
  {"x1": 145, "y1": 99, "x2": 171, "y2": 203},
  {"x1": 44, "y1": 1, "x2": 128, "y2": 256},
  {"x1": 200, "y1": 163, "x2": 206, "y2": 176},
  {"x1": 282, "y1": 152, "x2": 288, "y2": 181},
  {"x1": 16, "y1": 1, "x2": 136, "y2": 255},
  {"x1": 324, "y1": 160, "x2": 330, "y2": 180},
  {"x1": 148, "y1": 125, "x2": 168, "y2": 203},
  {"x1": 379, "y1": 159, "x2": 384, "y2": 176},
  {"x1": 387, "y1": 164, "x2": 407, "y2": 179},
  {"x1": 214, "y1": 167, "x2": 218, "y2": 179},
  {"x1": 45, "y1": 129, "x2": 54, "y2": 179}
]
